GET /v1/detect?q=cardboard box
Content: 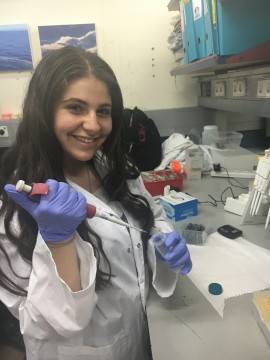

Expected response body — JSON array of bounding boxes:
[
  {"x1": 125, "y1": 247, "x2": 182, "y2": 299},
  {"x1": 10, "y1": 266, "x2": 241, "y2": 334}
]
[
  {"x1": 159, "y1": 192, "x2": 198, "y2": 221},
  {"x1": 141, "y1": 170, "x2": 183, "y2": 196},
  {"x1": 184, "y1": 165, "x2": 202, "y2": 180},
  {"x1": 185, "y1": 148, "x2": 204, "y2": 169}
]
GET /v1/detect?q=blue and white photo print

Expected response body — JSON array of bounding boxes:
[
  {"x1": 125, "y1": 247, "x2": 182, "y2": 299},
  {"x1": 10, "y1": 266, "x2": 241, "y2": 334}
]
[
  {"x1": 38, "y1": 23, "x2": 97, "y2": 57},
  {"x1": 0, "y1": 24, "x2": 33, "y2": 71}
]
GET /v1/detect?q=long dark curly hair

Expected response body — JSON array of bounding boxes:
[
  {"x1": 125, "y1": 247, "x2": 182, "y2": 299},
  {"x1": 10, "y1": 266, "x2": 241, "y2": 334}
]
[{"x1": 0, "y1": 46, "x2": 154, "y2": 296}]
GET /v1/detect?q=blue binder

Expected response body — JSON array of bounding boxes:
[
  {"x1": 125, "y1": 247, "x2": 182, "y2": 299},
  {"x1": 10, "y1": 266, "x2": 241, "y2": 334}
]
[
  {"x1": 204, "y1": 0, "x2": 219, "y2": 56},
  {"x1": 179, "y1": 0, "x2": 189, "y2": 64},
  {"x1": 192, "y1": 0, "x2": 270, "y2": 59},
  {"x1": 181, "y1": 0, "x2": 199, "y2": 63},
  {"x1": 216, "y1": 0, "x2": 270, "y2": 56},
  {"x1": 192, "y1": 0, "x2": 207, "y2": 59}
]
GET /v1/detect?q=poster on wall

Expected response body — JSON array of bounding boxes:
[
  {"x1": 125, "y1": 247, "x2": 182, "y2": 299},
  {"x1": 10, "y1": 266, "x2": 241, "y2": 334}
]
[
  {"x1": 38, "y1": 23, "x2": 97, "y2": 57},
  {"x1": 0, "y1": 24, "x2": 33, "y2": 71}
]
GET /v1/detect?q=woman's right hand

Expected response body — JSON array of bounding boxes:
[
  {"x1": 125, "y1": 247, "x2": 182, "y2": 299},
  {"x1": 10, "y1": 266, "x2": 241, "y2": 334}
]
[{"x1": 4, "y1": 179, "x2": 87, "y2": 242}]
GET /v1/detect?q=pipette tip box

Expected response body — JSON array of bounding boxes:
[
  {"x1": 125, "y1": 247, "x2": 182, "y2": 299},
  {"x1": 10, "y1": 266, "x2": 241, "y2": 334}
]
[
  {"x1": 141, "y1": 170, "x2": 183, "y2": 196},
  {"x1": 159, "y1": 192, "x2": 198, "y2": 222},
  {"x1": 179, "y1": 215, "x2": 209, "y2": 245}
]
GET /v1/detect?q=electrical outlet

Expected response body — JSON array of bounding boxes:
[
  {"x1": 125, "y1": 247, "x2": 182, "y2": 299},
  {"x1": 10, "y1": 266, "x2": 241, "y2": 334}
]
[
  {"x1": 218, "y1": 82, "x2": 225, "y2": 96},
  {"x1": 0, "y1": 126, "x2": 8, "y2": 137},
  {"x1": 232, "y1": 80, "x2": 238, "y2": 96},
  {"x1": 257, "y1": 80, "x2": 265, "y2": 97},
  {"x1": 237, "y1": 79, "x2": 246, "y2": 96},
  {"x1": 214, "y1": 82, "x2": 225, "y2": 97},
  {"x1": 233, "y1": 79, "x2": 246, "y2": 96},
  {"x1": 256, "y1": 79, "x2": 270, "y2": 98},
  {"x1": 214, "y1": 83, "x2": 219, "y2": 96},
  {"x1": 265, "y1": 80, "x2": 270, "y2": 98}
]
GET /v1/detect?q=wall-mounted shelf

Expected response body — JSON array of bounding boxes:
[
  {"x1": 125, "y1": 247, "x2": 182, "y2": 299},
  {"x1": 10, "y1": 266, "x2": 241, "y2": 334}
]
[
  {"x1": 170, "y1": 41, "x2": 270, "y2": 77},
  {"x1": 198, "y1": 97, "x2": 270, "y2": 118}
]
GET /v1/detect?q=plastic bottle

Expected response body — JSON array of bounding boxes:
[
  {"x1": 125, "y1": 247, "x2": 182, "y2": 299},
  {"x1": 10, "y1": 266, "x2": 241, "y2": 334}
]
[{"x1": 202, "y1": 125, "x2": 219, "y2": 146}]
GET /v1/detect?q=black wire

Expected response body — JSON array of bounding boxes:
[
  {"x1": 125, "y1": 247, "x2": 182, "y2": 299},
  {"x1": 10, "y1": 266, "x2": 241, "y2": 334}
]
[
  {"x1": 208, "y1": 194, "x2": 218, "y2": 206},
  {"x1": 198, "y1": 194, "x2": 219, "y2": 207},
  {"x1": 220, "y1": 166, "x2": 249, "y2": 190},
  {"x1": 197, "y1": 166, "x2": 249, "y2": 207},
  {"x1": 198, "y1": 187, "x2": 237, "y2": 207},
  {"x1": 220, "y1": 186, "x2": 237, "y2": 205},
  {"x1": 198, "y1": 198, "x2": 217, "y2": 207}
]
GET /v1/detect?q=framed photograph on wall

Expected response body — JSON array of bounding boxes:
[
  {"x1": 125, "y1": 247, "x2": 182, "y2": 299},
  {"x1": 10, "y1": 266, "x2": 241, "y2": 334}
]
[
  {"x1": 38, "y1": 23, "x2": 97, "y2": 57},
  {"x1": 0, "y1": 24, "x2": 33, "y2": 71}
]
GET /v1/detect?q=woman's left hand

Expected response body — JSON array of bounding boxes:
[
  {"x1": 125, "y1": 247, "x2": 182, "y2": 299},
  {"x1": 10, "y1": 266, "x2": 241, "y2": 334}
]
[{"x1": 156, "y1": 231, "x2": 192, "y2": 275}]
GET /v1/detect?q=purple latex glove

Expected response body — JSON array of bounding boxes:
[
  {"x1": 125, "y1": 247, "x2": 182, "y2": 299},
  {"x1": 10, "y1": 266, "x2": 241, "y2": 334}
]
[
  {"x1": 4, "y1": 179, "x2": 87, "y2": 242},
  {"x1": 154, "y1": 231, "x2": 192, "y2": 275}
]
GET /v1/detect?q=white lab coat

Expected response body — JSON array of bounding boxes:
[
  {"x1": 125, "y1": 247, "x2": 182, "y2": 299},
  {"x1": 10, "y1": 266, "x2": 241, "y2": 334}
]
[{"x1": 0, "y1": 169, "x2": 178, "y2": 360}]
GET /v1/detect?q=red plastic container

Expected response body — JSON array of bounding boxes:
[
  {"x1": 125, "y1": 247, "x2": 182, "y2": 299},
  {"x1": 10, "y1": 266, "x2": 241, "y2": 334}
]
[{"x1": 141, "y1": 170, "x2": 183, "y2": 196}]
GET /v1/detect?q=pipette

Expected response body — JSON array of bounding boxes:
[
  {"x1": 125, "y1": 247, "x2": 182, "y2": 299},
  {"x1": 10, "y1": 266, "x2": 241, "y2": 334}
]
[
  {"x1": 255, "y1": 159, "x2": 270, "y2": 214},
  {"x1": 265, "y1": 205, "x2": 270, "y2": 229},
  {"x1": 250, "y1": 158, "x2": 264, "y2": 215},
  {"x1": 15, "y1": 180, "x2": 146, "y2": 233},
  {"x1": 250, "y1": 156, "x2": 270, "y2": 216}
]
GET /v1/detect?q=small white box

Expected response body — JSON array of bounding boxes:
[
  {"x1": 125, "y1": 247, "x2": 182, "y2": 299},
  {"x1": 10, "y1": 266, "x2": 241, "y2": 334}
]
[
  {"x1": 184, "y1": 165, "x2": 202, "y2": 180},
  {"x1": 185, "y1": 148, "x2": 204, "y2": 169}
]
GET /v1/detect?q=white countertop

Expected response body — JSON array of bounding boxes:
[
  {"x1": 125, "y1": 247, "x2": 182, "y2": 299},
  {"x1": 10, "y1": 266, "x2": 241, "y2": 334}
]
[{"x1": 147, "y1": 174, "x2": 270, "y2": 360}]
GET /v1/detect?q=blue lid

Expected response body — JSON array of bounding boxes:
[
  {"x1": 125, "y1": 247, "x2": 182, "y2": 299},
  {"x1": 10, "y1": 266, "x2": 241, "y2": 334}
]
[{"x1": 208, "y1": 283, "x2": 223, "y2": 295}]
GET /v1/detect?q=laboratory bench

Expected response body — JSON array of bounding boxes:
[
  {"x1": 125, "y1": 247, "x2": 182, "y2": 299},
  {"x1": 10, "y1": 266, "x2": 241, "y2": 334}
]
[{"x1": 147, "y1": 174, "x2": 270, "y2": 360}]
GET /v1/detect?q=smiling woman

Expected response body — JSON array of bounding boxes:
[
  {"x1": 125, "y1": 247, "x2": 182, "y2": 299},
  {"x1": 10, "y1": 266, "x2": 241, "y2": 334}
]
[
  {"x1": 0, "y1": 46, "x2": 192, "y2": 360},
  {"x1": 54, "y1": 76, "x2": 113, "y2": 169}
]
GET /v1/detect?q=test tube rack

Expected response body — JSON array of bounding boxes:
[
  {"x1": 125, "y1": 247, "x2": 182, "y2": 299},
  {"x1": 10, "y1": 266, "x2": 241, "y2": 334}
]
[{"x1": 240, "y1": 188, "x2": 268, "y2": 226}]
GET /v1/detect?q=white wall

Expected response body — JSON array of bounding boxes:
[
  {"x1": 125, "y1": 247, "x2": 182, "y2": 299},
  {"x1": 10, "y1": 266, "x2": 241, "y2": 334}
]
[{"x1": 0, "y1": 0, "x2": 198, "y2": 117}]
